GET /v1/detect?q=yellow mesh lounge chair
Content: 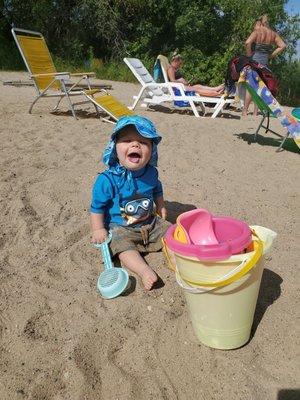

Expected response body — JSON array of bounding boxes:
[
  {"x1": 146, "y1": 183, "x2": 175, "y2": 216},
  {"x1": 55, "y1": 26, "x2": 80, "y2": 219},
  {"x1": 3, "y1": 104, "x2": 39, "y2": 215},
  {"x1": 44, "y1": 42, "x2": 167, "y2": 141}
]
[
  {"x1": 12, "y1": 27, "x2": 102, "y2": 119},
  {"x1": 84, "y1": 90, "x2": 134, "y2": 123}
]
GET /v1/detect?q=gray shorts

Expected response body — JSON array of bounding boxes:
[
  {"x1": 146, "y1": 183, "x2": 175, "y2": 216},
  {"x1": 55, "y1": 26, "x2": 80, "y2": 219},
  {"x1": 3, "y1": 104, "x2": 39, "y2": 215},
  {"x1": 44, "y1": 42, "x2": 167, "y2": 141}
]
[{"x1": 109, "y1": 217, "x2": 171, "y2": 256}]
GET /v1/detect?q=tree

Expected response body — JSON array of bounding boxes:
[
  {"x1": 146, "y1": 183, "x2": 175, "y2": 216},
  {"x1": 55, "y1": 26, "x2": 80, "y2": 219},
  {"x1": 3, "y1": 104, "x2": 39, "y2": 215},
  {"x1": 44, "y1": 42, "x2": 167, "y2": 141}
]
[{"x1": 1, "y1": 0, "x2": 299, "y2": 104}]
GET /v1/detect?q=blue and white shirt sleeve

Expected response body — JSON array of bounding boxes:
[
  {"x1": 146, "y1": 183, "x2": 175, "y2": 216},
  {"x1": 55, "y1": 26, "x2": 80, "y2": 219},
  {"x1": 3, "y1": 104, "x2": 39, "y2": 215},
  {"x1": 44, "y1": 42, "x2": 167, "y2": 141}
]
[{"x1": 90, "y1": 174, "x2": 114, "y2": 214}]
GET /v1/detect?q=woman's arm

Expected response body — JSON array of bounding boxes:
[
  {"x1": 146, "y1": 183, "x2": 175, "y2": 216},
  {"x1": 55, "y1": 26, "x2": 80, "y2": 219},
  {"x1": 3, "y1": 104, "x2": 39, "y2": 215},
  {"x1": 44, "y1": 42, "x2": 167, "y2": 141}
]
[
  {"x1": 245, "y1": 31, "x2": 257, "y2": 56},
  {"x1": 270, "y1": 33, "x2": 286, "y2": 59}
]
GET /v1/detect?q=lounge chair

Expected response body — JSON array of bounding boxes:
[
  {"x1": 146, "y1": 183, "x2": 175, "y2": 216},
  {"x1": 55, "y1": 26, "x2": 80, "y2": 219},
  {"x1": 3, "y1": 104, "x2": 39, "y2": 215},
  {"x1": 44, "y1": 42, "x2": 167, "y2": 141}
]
[
  {"x1": 84, "y1": 90, "x2": 134, "y2": 123},
  {"x1": 239, "y1": 67, "x2": 300, "y2": 152},
  {"x1": 12, "y1": 27, "x2": 102, "y2": 119},
  {"x1": 156, "y1": 54, "x2": 235, "y2": 118},
  {"x1": 124, "y1": 57, "x2": 207, "y2": 118}
]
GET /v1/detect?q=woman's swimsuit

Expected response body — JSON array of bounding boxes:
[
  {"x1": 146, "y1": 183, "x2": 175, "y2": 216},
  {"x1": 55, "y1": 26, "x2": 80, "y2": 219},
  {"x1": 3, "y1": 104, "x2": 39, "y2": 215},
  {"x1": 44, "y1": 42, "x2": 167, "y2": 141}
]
[
  {"x1": 252, "y1": 43, "x2": 272, "y2": 66},
  {"x1": 174, "y1": 69, "x2": 184, "y2": 80}
]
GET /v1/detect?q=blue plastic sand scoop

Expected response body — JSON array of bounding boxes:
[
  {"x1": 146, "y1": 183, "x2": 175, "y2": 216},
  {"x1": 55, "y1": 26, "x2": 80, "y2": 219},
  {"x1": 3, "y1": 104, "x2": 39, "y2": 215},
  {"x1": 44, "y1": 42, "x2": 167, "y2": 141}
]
[{"x1": 94, "y1": 232, "x2": 129, "y2": 299}]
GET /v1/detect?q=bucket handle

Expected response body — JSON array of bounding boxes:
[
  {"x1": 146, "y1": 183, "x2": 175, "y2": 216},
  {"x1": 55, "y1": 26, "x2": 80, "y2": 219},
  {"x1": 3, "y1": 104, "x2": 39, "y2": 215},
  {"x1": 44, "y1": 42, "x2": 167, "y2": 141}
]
[
  {"x1": 175, "y1": 270, "x2": 216, "y2": 293},
  {"x1": 163, "y1": 230, "x2": 263, "y2": 288},
  {"x1": 179, "y1": 235, "x2": 262, "y2": 288},
  {"x1": 162, "y1": 236, "x2": 176, "y2": 271}
]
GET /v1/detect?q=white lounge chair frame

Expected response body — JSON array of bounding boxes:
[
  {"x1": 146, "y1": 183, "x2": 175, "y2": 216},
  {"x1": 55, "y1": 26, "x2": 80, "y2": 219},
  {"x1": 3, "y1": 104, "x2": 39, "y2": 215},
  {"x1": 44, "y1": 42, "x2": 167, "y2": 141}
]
[
  {"x1": 124, "y1": 57, "x2": 207, "y2": 117},
  {"x1": 156, "y1": 54, "x2": 235, "y2": 118}
]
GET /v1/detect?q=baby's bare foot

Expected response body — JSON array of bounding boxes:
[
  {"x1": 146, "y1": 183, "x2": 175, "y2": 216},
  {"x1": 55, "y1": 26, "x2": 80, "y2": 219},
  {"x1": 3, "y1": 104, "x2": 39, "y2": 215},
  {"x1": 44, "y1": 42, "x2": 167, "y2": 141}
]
[{"x1": 141, "y1": 267, "x2": 157, "y2": 291}]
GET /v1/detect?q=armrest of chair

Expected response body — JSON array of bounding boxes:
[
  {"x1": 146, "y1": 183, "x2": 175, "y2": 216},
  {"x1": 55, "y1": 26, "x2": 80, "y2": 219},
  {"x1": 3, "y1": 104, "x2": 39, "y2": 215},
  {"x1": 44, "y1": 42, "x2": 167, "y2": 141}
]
[
  {"x1": 30, "y1": 72, "x2": 70, "y2": 78},
  {"x1": 161, "y1": 82, "x2": 186, "y2": 96},
  {"x1": 70, "y1": 72, "x2": 96, "y2": 77},
  {"x1": 143, "y1": 82, "x2": 185, "y2": 96},
  {"x1": 30, "y1": 72, "x2": 72, "y2": 84}
]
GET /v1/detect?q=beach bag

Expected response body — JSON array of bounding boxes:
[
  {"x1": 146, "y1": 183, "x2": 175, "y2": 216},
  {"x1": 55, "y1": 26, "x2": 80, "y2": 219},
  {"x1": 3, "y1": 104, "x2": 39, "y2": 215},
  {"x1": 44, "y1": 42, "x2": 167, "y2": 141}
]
[
  {"x1": 225, "y1": 55, "x2": 252, "y2": 93},
  {"x1": 256, "y1": 67, "x2": 279, "y2": 96},
  {"x1": 225, "y1": 55, "x2": 279, "y2": 96},
  {"x1": 173, "y1": 88, "x2": 196, "y2": 107}
]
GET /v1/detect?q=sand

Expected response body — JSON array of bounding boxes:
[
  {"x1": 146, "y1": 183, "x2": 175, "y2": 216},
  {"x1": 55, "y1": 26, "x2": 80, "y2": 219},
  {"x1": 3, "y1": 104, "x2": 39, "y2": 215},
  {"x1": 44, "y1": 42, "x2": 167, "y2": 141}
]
[{"x1": 0, "y1": 71, "x2": 299, "y2": 400}]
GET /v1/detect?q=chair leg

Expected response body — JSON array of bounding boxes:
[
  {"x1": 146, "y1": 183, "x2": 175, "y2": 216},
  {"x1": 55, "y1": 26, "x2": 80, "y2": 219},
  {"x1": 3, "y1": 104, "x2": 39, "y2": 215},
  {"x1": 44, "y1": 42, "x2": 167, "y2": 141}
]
[
  {"x1": 130, "y1": 87, "x2": 145, "y2": 110},
  {"x1": 53, "y1": 95, "x2": 64, "y2": 112},
  {"x1": 93, "y1": 103, "x2": 100, "y2": 116},
  {"x1": 29, "y1": 94, "x2": 43, "y2": 114},
  {"x1": 211, "y1": 99, "x2": 225, "y2": 118},
  {"x1": 276, "y1": 133, "x2": 290, "y2": 152},
  {"x1": 188, "y1": 100, "x2": 200, "y2": 118},
  {"x1": 265, "y1": 112, "x2": 270, "y2": 133},
  {"x1": 60, "y1": 81, "x2": 77, "y2": 119},
  {"x1": 254, "y1": 114, "x2": 266, "y2": 141},
  {"x1": 199, "y1": 102, "x2": 206, "y2": 115}
]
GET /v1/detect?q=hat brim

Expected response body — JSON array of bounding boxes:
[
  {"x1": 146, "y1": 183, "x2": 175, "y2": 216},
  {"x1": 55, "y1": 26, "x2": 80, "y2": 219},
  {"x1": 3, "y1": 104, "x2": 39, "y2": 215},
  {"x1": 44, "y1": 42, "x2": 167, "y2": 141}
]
[{"x1": 112, "y1": 116, "x2": 162, "y2": 144}]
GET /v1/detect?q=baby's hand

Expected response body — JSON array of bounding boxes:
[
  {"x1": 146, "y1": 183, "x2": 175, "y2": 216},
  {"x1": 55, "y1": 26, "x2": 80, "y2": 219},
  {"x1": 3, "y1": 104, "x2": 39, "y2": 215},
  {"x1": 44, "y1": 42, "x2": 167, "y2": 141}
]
[
  {"x1": 91, "y1": 228, "x2": 108, "y2": 244},
  {"x1": 157, "y1": 206, "x2": 167, "y2": 220}
]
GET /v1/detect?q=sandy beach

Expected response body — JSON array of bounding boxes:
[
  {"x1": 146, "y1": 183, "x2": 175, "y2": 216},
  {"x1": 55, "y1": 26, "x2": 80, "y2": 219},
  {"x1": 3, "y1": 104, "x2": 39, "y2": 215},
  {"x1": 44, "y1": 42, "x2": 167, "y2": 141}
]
[{"x1": 0, "y1": 71, "x2": 299, "y2": 400}]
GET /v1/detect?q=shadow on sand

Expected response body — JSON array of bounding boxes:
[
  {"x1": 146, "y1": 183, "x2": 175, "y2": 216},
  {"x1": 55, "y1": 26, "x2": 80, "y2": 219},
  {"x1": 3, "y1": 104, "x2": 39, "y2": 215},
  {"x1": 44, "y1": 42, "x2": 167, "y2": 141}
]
[
  {"x1": 277, "y1": 389, "x2": 300, "y2": 400},
  {"x1": 235, "y1": 132, "x2": 299, "y2": 154},
  {"x1": 250, "y1": 267, "x2": 283, "y2": 339},
  {"x1": 164, "y1": 200, "x2": 197, "y2": 224},
  {"x1": 51, "y1": 109, "x2": 103, "y2": 119}
]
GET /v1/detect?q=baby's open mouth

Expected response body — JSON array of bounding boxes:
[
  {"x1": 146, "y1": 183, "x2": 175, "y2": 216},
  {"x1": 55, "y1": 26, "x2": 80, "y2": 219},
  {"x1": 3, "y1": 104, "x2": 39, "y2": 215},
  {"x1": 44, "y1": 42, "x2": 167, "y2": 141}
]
[{"x1": 127, "y1": 152, "x2": 141, "y2": 163}]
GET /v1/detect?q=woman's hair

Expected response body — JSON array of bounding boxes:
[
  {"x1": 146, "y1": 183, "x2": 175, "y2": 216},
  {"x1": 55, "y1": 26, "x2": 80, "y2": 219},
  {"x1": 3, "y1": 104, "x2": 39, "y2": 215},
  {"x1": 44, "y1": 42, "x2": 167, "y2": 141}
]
[
  {"x1": 254, "y1": 19, "x2": 262, "y2": 29},
  {"x1": 258, "y1": 14, "x2": 269, "y2": 27},
  {"x1": 171, "y1": 50, "x2": 182, "y2": 61}
]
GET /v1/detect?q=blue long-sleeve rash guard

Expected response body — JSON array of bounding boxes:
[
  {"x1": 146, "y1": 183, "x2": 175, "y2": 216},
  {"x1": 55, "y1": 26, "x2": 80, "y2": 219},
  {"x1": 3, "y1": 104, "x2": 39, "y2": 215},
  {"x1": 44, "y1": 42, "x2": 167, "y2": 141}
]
[{"x1": 90, "y1": 165, "x2": 163, "y2": 227}]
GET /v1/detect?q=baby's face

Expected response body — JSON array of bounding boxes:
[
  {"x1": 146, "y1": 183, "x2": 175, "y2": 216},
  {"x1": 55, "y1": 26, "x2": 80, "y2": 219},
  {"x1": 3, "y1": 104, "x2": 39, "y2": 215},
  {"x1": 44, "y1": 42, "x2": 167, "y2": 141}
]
[{"x1": 116, "y1": 128, "x2": 152, "y2": 171}]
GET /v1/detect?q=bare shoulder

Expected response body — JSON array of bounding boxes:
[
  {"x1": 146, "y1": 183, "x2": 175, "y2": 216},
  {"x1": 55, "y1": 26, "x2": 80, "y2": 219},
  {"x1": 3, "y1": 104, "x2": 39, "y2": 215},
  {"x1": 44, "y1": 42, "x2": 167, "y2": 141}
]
[{"x1": 246, "y1": 29, "x2": 257, "y2": 43}]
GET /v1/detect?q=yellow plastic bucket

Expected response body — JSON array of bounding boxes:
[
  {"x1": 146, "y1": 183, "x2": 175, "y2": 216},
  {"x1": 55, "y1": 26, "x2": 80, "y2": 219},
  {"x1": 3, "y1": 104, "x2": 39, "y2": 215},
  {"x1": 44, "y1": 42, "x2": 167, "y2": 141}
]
[{"x1": 163, "y1": 226, "x2": 277, "y2": 349}]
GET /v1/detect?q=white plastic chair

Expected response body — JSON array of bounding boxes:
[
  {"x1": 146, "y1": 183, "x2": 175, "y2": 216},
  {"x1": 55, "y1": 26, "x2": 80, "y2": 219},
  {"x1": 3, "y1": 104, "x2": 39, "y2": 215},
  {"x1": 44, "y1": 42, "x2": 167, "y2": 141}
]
[
  {"x1": 124, "y1": 57, "x2": 206, "y2": 118},
  {"x1": 156, "y1": 54, "x2": 235, "y2": 118}
]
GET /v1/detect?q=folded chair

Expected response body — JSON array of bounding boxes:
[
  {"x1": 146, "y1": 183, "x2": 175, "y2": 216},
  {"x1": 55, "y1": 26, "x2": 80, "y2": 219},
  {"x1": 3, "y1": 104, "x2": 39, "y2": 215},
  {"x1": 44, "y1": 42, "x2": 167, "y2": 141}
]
[
  {"x1": 12, "y1": 27, "x2": 103, "y2": 119},
  {"x1": 239, "y1": 67, "x2": 300, "y2": 152},
  {"x1": 84, "y1": 90, "x2": 134, "y2": 123},
  {"x1": 124, "y1": 57, "x2": 206, "y2": 118},
  {"x1": 156, "y1": 54, "x2": 235, "y2": 118}
]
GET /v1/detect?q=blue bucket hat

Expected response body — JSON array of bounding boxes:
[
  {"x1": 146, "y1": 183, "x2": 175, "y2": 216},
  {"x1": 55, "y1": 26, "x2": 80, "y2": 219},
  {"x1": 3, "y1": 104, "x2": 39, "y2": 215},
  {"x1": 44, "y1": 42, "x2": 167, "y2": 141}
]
[{"x1": 103, "y1": 115, "x2": 162, "y2": 167}]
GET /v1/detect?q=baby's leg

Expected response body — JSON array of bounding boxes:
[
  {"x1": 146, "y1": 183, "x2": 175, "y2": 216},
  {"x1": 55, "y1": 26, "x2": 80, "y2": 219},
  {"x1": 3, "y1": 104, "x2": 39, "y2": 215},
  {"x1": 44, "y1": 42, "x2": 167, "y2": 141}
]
[{"x1": 118, "y1": 250, "x2": 157, "y2": 290}]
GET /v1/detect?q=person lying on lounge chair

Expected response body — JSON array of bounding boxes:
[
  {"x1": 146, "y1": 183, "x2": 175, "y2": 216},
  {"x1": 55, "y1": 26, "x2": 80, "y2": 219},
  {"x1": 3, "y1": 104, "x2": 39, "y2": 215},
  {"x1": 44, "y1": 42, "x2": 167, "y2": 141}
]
[{"x1": 167, "y1": 52, "x2": 225, "y2": 96}]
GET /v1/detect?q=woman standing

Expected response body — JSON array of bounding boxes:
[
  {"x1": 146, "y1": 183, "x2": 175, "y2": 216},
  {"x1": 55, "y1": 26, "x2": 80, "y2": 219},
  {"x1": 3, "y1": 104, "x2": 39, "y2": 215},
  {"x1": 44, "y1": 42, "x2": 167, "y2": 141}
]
[{"x1": 242, "y1": 15, "x2": 286, "y2": 116}]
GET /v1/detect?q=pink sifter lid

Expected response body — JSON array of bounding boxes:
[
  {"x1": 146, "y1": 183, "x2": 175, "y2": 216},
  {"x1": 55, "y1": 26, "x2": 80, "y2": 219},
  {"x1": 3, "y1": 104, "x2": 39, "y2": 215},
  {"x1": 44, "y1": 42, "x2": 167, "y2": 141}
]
[{"x1": 165, "y1": 209, "x2": 252, "y2": 261}]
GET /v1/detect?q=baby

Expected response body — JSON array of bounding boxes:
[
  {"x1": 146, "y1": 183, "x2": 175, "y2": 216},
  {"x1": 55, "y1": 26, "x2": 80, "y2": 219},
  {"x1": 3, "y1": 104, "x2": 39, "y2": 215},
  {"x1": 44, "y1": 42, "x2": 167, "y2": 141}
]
[{"x1": 90, "y1": 115, "x2": 171, "y2": 290}]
